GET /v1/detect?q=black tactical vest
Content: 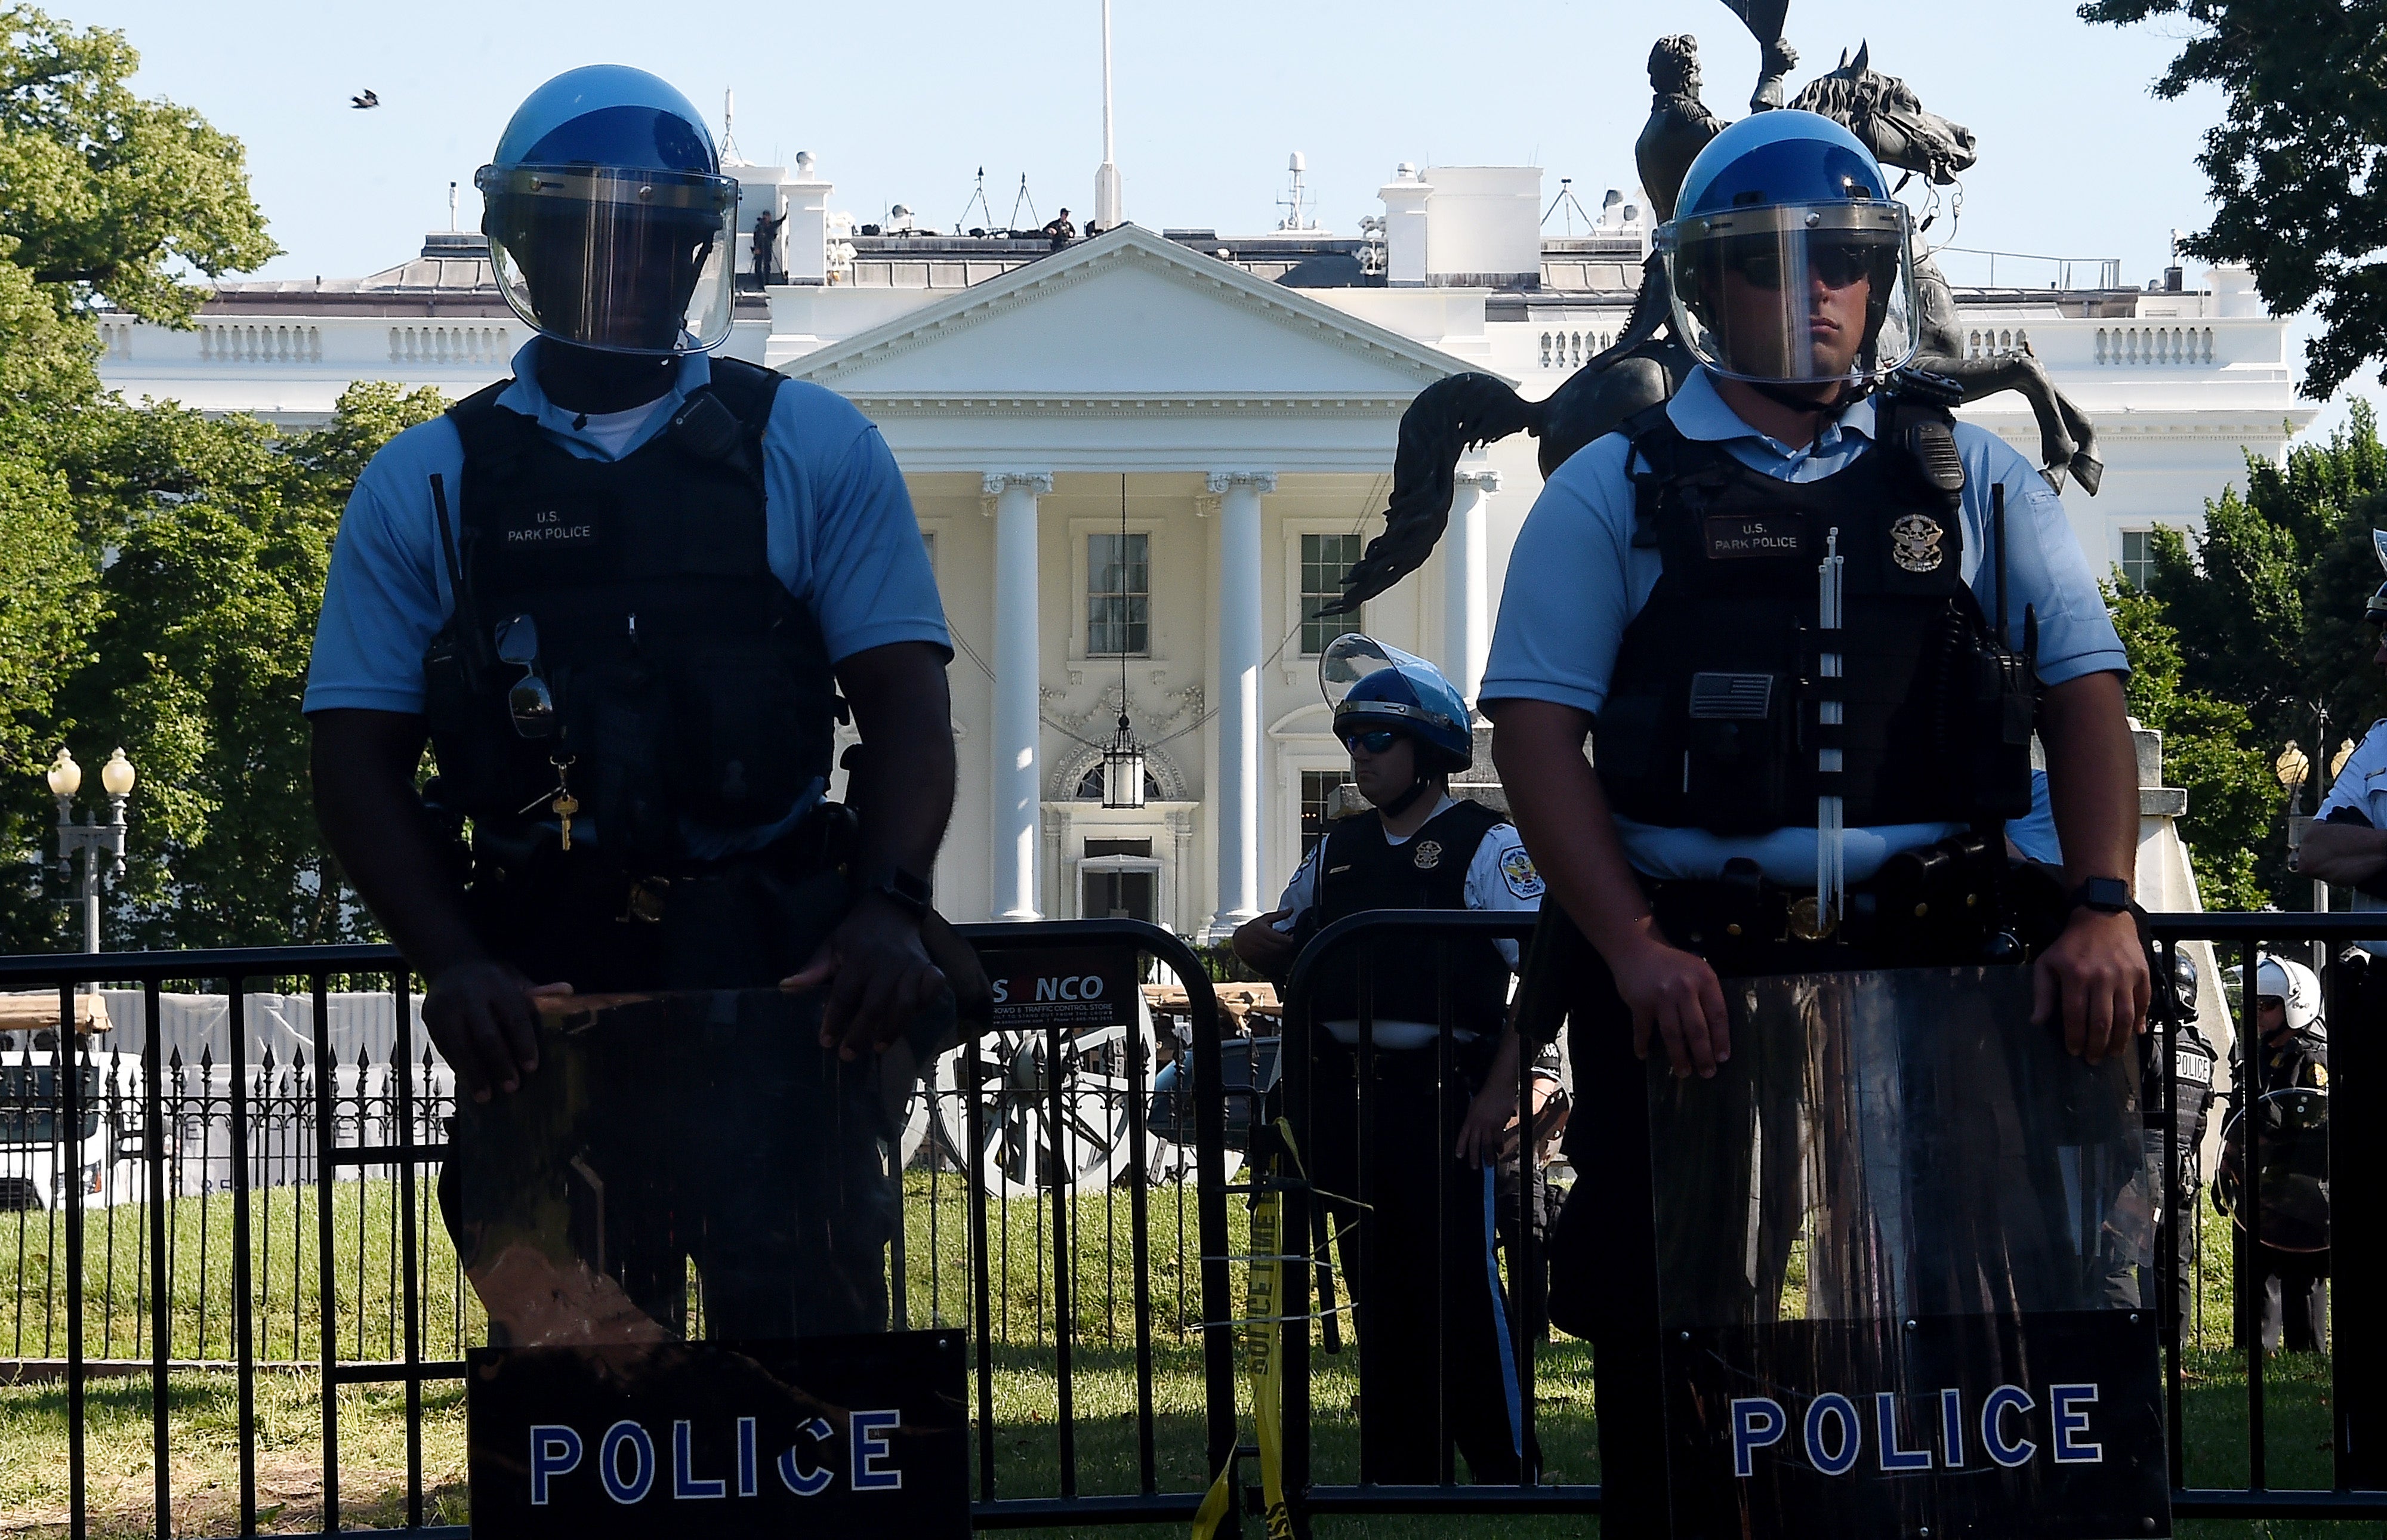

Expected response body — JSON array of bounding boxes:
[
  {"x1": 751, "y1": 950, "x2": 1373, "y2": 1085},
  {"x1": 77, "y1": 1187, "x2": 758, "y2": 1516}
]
[
  {"x1": 1309, "y1": 798, "x2": 1513, "y2": 1035},
  {"x1": 1591, "y1": 385, "x2": 2036, "y2": 835},
  {"x1": 421, "y1": 357, "x2": 839, "y2": 869}
]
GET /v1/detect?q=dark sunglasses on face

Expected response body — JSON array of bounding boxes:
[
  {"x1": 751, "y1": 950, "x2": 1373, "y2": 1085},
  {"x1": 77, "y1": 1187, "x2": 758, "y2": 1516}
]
[
  {"x1": 1343, "y1": 729, "x2": 1401, "y2": 755},
  {"x1": 1726, "y1": 241, "x2": 1882, "y2": 291}
]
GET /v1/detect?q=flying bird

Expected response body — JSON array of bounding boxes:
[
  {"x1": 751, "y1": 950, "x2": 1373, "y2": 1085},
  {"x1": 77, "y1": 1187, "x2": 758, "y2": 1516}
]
[{"x1": 351, "y1": 90, "x2": 380, "y2": 109}]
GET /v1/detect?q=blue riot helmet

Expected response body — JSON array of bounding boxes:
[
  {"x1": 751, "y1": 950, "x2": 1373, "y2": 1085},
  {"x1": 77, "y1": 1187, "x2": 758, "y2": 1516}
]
[
  {"x1": 1319, "y1": 634, "x2": 1473, "y2": 774},
  {"x1": 1656, "y1": 109, "x2": 1919, "y2": 388},
  {"x1": 475, "y1": 66, "x2": 739, "y2": 355}
]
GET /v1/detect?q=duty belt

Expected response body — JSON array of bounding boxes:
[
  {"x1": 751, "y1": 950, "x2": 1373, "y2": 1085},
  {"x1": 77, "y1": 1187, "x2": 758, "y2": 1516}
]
[{"x1": 1642, "y1": 831, "x2": 2015, "y2": 965}]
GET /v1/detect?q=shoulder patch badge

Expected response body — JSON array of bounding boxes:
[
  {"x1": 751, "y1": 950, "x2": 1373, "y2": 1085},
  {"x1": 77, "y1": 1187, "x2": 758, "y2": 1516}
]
[
  {"x1": 1411, "y1": 839, "x2": 1444, "y2": 871},
  {"x1": 1499, "y1": 845, "x2": 1547, "y2": 899},
  {"x1": 1890, "y1": 513, "x2": 1945, "y2": 573}
]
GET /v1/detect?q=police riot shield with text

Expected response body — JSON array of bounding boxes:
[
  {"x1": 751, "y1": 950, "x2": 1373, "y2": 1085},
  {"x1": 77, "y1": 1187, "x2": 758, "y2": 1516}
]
[
  {"x1": 453, "y1": 988, "x2": 967, "y2": 1540},
  {"x1": 1647, "y1": 967, "x2": 2169, "y2": 1540}
]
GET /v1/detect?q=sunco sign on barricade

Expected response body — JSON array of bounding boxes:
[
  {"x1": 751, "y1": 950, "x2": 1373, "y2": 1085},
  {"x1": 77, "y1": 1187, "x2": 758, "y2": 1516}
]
[
  {"x1": 982, "y1": 945, "x2": 1140, "y2": 1030},
  {"x1": 1649, "y1": 966, "x2": 2170, "y2": 1539}
]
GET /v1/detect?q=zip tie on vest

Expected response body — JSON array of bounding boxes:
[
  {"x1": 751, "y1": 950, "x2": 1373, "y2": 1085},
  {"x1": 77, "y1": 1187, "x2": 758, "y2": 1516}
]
[{"x1": 1817, "y1": 527, "x2": 1846, "y2": 929}]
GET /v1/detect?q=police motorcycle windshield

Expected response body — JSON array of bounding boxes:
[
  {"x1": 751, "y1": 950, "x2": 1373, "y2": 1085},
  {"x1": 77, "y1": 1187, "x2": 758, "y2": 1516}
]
[
  {"x1": 476, "y1": 67, "x2": 739, "y2": 356},
  {"x1": 1645, "y1": 967, "x2": 2167, "y2": 1538},
  {"x1": 1318, "y1": 632, "x2": 1467, "y2": 739},
  {"x1": 1660, "y1": 198, "x2": 1919, "y2": 386}
]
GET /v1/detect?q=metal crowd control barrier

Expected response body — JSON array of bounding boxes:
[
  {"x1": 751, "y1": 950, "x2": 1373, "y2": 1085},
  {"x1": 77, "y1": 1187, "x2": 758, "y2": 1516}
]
[
  {"x1": 0, "y1": 919, "x2": 1235, "y2": 1540},
  {"x1": 1273, "y1": 908, "x2": 2387, "y2": 1528},
  {"x1": 17, "y1": 910, "x2": 2387, "y2": 1534}
]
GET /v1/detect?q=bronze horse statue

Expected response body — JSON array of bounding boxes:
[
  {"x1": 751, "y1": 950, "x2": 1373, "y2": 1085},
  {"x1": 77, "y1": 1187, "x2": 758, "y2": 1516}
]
[{"x1": 1328, "y1": 42, "x2": 2102, "y2": 616}]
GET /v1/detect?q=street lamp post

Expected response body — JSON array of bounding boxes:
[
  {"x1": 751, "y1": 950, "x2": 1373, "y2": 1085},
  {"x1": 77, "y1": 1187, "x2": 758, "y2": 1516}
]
[{"x1": 47, "y1": 748, "x2": 136, "y2": 957}]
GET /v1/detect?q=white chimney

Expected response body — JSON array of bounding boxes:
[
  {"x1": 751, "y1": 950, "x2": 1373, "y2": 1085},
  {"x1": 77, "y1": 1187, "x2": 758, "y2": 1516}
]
[
  {"x1": 1419, "y1": 166, "x2": 1543, "y2": 285},
  {"x1": 787, "y1": 153, "x2": 831, "y2": 286},
  {"x1": 1378, "y1": 163, "x2": 1430, "y2": 286},
  {"x1": 2209, "y1": 262, "x2": 2263, "y2": 318}
]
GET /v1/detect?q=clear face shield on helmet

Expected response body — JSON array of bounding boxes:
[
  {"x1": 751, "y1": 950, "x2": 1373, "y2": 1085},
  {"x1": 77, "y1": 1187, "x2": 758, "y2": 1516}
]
[
  {"x1": 477, "y1": 164, "x2": 738, "y2": 356},
  {"x1": 1660, "y1": 199, "x2": 1919, "y2": 386}
]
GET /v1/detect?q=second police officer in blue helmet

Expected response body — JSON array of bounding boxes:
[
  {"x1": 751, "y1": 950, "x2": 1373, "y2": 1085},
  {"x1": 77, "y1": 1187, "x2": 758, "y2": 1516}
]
[
  {"x1": 1233, "y1": 635, "x2": 1547, "y2": 1485},
  {"x1": 1479, "y1": 112, "x2": 2150, "y2": 1530},
  {"x1": 303, "y1": 67, "x2": 963, "y2": 1340}
]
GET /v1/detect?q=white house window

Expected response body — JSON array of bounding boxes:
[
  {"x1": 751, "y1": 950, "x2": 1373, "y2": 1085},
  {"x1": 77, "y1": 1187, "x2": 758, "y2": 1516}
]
[
  {"x1": 2120, "y1": 529, "x2": 2154, "y2": 590},
  {"x1": 1088, "y1": 532, "x2": 1150, "y2": 655},
  {"x1": 1300, "y1": 533, "x2": 1365, "y2": 656}
]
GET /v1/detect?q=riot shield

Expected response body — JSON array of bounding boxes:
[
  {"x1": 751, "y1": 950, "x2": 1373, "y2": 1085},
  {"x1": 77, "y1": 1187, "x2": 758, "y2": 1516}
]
[
  {"x1": 1648, "y1": 967, "x2": 2169, "y2": 1540},
  {"x1": 2214, "y1": 1086, "x2": 2330, "y2": 1254},
  {"x1": 455, "y1": 987, "x2": 968, "y2": 1539}
]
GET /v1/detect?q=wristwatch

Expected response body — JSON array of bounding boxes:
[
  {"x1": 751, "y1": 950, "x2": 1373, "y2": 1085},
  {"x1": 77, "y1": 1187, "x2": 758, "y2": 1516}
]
[
  {"x1": 863, "y1": 866, "x2": 933, "y2": 921},
  {"x1": 2067, "y1": 876, "x2": 2132, "y2": 915}
]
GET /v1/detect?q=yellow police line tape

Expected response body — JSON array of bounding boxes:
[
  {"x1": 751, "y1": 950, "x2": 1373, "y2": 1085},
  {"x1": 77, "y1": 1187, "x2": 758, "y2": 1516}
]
[{"x1": 1191, "y1": 1116, "x2": 1337, "y2": 1540}]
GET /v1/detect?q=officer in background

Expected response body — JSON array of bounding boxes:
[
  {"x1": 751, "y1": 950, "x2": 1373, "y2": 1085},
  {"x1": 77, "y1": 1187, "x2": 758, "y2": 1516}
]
[
  {"x1": 1232, "y1": 636, "x2": 1543, "y2": 1485},
  {"x1": 2219, "y1": 956, "x2": 2331, "y2": 1353},
  {"x1": 2296, "y1": 538, "x2": 2387, "y2": 934},
  {"x1": 304, "y1": 67, "x2": 957, "y2": 1340},
  {"x1": 1478, "y1": 112, "x2": 2148, "y2": 1533}
]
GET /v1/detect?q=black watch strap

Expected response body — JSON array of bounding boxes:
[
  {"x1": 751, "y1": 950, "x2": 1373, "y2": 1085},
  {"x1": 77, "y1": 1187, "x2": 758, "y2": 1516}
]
[
  {"x1": 2067, "y1": 876, "x2": 2132, "y2": 915},
  {"x1": 865, "y1": 866, "x2": 933, "y2": 921}
]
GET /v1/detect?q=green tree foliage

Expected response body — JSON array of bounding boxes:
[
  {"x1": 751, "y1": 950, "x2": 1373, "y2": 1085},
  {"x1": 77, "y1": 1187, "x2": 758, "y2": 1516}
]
[
  {"x1": 0, "y1": 384, "x2": 448, "y2": 953},
  {"x1": 2118, "y1": 403, "x2": 2387, "y2": 908},
  {"x1": 0, "y1": 4, "x2": 451, "y2": 953},
  {"x1": 2080, "y1": 0, "x2": 2387, "y2": 399},
  {"x1": 0, "y1": 6, "x2": 277, "y2": 324},
  {"x1": 2107, "y1": 582, "x2": 2279, "y2": 909}
]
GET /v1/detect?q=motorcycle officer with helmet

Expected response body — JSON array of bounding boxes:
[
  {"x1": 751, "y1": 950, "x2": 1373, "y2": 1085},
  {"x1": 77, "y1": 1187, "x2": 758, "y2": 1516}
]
[
  {"x1": 1233, "y1": 636, "x2": 1546, "y2": 1485},
  {"x1": 304, "y1": 66, "x2": 959, "y2": 1342},
  {"x1": 1479, "y1": 111, "x2": 2149, "y2": 1532}
]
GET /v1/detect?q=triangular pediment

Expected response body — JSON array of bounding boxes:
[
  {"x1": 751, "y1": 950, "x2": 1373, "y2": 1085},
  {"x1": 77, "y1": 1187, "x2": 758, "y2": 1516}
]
[{"x1": 785, "y1": 225, "x2": 1481, "y2": 400}]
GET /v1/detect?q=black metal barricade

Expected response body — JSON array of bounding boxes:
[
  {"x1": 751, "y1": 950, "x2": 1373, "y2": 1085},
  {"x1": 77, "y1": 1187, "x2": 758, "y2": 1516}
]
[
  {"x1": 18, "y1": 910, "x2": 2387, "y2": 1535},
  {"x1": 1271, "y1": 908, "x2": 2387, "y2": 1530},
  {"x1": 0, "y1": 919, "x2": 1235, "y2": 1539}
]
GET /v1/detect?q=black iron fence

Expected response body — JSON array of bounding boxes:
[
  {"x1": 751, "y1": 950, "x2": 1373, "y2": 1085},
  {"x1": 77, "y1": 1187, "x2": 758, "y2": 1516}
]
[{"x1": 8, "y1": 912, "x2": 2387, "y2": 1535}]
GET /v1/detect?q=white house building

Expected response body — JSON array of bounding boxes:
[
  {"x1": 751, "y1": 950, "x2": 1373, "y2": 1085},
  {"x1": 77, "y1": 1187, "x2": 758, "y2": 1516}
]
[{"x1": 94, "y1": 156, "x2": 2316, "y2": 933}]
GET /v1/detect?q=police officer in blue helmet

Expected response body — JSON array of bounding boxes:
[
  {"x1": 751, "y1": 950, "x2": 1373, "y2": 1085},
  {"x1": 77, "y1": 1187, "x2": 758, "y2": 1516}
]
[
  {"x1": 1234, "y1": 635, "x2": 1547, "y2": 1484},
  {"x1": 1480, "y1": 111, "x2": 2148, "y2": 1530},
  {"x1": 304, "y1": 67, "x2": 964, "y2": 1342}
]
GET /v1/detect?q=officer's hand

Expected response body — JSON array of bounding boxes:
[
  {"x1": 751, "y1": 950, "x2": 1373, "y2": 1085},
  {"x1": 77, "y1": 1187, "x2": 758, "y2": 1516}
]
[
  {"x1": 422, "y1": 959, "x2": 569, "y2": 1102},
  {"x1": 2033, "y1": 908, "x2": 2148, "y2": 1066},
  {"x1": 1232, "y1": 910, "x2": 1298, "y2": 976},
  {"x1": 1455, "y1": 1079, "x2": 1519, "y2": 1169},
  {"x1": 782, "y1": 897, "x2": 949, "y2": 1061},
  {"x1": 1614, "y1": 934, "x2": 1731, "y2": 1079}
]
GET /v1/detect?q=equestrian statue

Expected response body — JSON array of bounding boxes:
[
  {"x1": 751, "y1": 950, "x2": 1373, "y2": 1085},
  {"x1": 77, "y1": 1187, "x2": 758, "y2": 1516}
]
[{"x1": 1328, "y1": 2, "x2": 2102, "y2": 616}]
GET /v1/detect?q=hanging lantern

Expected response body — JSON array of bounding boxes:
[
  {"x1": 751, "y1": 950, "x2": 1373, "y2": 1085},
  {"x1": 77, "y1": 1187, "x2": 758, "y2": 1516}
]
[{"x1": 1102, "y1": 713, "x2": 1148, "y2": 809}]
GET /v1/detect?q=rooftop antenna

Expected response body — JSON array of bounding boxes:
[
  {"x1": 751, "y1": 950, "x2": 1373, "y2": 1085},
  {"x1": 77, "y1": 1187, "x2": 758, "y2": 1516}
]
[
  {"x1": 957, "y1": 166, "x2": 996, "y2": 234},
  {"x1": 1007, "y1": 173, "x2": 1041, "y2": 234},
  {"x1": 448, "y1": 180, "x2": 458, "y2": 232},
  {"x1": 1276, "y1": 151, "x2": 1313, "y2": 232},
  {"x1": 1093, "y1": 0, "x2": 1124, "y2": 229},
  {"x1": 1540, "y1": 177, "x2": 1597, "y2": 236},
  {"x1": 720, "y1": 88, "x2": 740, "y2": 163}
]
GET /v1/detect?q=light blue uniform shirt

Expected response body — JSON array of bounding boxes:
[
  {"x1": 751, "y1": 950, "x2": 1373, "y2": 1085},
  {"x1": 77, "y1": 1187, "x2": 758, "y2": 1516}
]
[
  {"x1": 1479, "y1": 368, "x2": 2125, "y2": 884},
  {"x1": 304, "y1": 338, "x2": 949, "y2": 717}
]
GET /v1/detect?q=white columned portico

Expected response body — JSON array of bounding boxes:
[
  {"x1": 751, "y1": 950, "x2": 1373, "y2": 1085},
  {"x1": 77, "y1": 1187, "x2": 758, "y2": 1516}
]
[
  {"x1": 1443, "y1": 467, "x2": 1498, "y2": 705},
  {"x1": 986, "y1": 471, "x2": 1053, "y2": 922},
  {"x1": 1207, "y1": 471, "x2": 1275, "y2": 939}
]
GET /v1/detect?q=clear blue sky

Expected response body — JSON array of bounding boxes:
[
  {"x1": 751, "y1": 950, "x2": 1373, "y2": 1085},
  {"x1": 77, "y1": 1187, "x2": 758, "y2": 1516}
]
[{"x1": 69, "y1": 0, "x2": 2382, "y2": 428}]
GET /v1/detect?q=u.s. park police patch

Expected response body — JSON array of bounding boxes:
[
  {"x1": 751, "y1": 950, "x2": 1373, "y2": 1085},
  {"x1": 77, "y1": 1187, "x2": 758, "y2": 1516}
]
[
  {"x1": 1499, "y1": 846, "x2": 1546, "y2": 899},
  {"x1": 1412, "y1": 840, "x2": 1444, "y2": 870}
]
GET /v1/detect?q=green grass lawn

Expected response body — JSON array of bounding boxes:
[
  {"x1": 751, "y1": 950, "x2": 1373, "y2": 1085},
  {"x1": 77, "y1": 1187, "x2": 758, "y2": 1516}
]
[{"x1": 0, "y1": 1175, "x2": 2364, "y2": 1538}]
